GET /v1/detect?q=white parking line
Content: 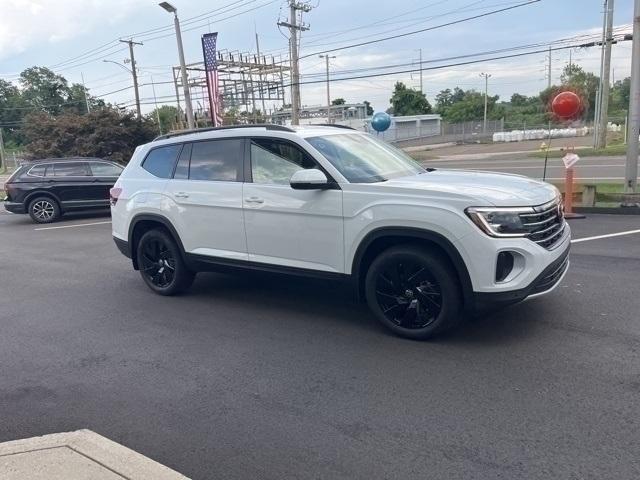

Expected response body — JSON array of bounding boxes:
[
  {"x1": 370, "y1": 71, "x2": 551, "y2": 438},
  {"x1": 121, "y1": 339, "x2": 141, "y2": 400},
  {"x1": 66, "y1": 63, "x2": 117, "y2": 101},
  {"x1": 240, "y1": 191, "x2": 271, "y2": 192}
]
[
  {"x1": 34, "y1": 221, "x2": 111, "y2": 231},
  {"x1": 571, "y1": 229, "x2": 640, "y2": 244}
]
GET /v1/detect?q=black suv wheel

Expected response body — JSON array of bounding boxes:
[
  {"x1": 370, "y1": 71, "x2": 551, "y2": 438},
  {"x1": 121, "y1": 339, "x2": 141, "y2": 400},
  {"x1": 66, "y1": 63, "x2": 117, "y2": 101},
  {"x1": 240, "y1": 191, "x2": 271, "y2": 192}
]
[
  {"x1": 28, "y1": 196, "x2": 60, "y2": 224},
  {"x1": 365, "y1": 245, "x2": 462, "y2": 340},
  {"x1": 136, "y1": 229, "x2": 195, "y2": 295}
]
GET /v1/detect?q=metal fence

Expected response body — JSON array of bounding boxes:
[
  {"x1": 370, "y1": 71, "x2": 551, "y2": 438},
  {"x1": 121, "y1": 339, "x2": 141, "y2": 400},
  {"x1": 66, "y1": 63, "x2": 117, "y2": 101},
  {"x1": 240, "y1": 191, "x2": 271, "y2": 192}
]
[{"x1": 392, "y1": 119, "x2": 504, "y2": 148}]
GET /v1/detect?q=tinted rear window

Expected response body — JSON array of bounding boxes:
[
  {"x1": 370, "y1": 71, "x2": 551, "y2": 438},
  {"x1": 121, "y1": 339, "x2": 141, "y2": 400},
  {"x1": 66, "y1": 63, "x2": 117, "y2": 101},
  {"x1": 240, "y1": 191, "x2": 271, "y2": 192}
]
[
  {"x1": 27, "y1": 164, "x2": 49, "y2": 177},
  {"x1": 189, "y1": 139, "x2": 244, "y2": 182},
  {"x1": 142, "y1": 145, "x2": 182, "y2": 178},
  {"x1": 90, "y1": 162, "x2": 123, "y2": 177},
  {"x1": 54, "y1": 162, "x2": 90, "y2": 177}
]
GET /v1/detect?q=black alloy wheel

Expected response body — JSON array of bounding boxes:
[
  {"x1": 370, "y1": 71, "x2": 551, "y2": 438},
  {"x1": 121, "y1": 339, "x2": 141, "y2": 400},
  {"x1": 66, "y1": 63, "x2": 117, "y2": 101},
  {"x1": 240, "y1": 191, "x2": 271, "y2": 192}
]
[
  {"x1": 365, "y1": 245, "x2": 462, "y2": 339},
  {"x1": 136, "y1": 229, "x2": 195, "y2": 295},
  {"x1": 28, "y1": 197, "x2": 60, "y2": 224},
  {"x1": 375, "y1": 259, "x2": 442, "y2": 329}
]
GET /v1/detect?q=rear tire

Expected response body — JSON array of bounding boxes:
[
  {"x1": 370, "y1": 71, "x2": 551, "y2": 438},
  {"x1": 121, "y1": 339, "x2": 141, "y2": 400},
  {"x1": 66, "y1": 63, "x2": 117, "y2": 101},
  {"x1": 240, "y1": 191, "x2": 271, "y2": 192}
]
[
  {"x1": 28, "y1": 197, "x2": 60, "y2": 224},
  {"x1": 364, "y1": 245, "x2": 462, "y2": 340},
  {"x1": 136, "y1": 229, "x2": 195, "y2": 295}
]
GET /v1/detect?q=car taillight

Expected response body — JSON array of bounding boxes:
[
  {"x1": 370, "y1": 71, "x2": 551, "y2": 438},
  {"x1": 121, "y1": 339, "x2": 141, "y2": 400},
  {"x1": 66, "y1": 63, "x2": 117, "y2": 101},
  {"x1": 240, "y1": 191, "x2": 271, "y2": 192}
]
[{"x1": 109, "y1": 187, "x2": 122, "y2": 206}]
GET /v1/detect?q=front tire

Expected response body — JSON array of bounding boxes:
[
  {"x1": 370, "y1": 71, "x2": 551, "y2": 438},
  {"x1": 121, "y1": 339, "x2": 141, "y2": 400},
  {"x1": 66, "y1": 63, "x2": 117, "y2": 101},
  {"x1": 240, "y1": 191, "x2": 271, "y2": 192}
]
[
  {"x1": 28, "y1": 197, "x2": 60, "y2": 224},
  {"x1": 136, "y1": 229, "x2": 195, "y2": 295},
  {"x1": 365, "y1": 245, "x2": 462, "y2": 340}
]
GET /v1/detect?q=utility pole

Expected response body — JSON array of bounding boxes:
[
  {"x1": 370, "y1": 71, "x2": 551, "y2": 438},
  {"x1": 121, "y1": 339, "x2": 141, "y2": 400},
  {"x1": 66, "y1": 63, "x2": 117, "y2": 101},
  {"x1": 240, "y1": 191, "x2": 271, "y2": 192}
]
[
  {"x1": 172, "y1": 67, "x2": 184, "y2": 129},
  {"x1": 119, "y1": 39, "x2": 143, "y2": 119},
  {"x1": 594, "y1": 0, "x2": 609, "y2": 147},
  {"x1": 419, "y1": 48, "x2": 424, "y2": 94},
  {"x1": 80, "y1": 72, "x2": 91, "y2": 113},
  {"x1": 568, "y1": 50, "x2": 572, "y2": 79},
  {"x1": 597, "y1": 0, "x2": 615, "y2": 149},
  {"x1": 480, "y1": 73, "x2": 491, "y2": 134},
  {"x1": 319, "y1": 54, "x2": 335, "y2": 123},
  {"x1": 624, "y1": 0, "x2": 640, "y2": 195},
  {"x1": 547, "y1": 46, "x2": 552, "y2": 89},
  {"x1": 278, "y1": 1, "x2": 312, "y2": 125}
]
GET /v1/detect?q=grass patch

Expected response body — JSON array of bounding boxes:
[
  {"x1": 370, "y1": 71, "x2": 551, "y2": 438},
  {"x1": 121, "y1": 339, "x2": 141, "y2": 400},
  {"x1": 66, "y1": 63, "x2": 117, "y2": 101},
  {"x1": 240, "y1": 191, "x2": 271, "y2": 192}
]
[{"x1": 529, "y1": 143, "x2": 627, "y2": 158}]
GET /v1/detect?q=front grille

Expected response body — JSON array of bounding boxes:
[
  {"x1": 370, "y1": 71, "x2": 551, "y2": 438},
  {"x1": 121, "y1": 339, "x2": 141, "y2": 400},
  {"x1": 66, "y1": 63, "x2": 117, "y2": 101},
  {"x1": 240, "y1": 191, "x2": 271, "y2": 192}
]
[
  {"x1": 532, "y1": 254, "x2": 569, "y2": 294},
  {"x1": 519, "y1": 198, "x2": 565, "y2": 250}
]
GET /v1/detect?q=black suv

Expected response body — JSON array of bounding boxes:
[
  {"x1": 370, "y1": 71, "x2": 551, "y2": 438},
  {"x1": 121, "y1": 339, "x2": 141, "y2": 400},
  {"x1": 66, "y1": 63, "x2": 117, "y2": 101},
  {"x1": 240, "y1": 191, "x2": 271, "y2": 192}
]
[{"x1": 3, "y1": 157, "x2": 123, "y2": 223}]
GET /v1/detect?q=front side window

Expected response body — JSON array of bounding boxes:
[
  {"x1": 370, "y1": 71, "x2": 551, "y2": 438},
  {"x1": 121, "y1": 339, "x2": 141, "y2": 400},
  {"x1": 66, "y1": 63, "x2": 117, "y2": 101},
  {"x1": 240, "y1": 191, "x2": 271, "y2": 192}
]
[
  {"x1": 142, "y1": 144, "x2": 182, "y2": 179},
  {"x1": 189, "y1": 139, "x2": 244, "y2": 182},
  {"x1": 53, "y1": 162, "x2": 90, "y2": 177},
  {"x1": 90, "y1": 162, "x2": 123, "y2": 177},
  {"x1": 250, "y1": 138, "x2": 316, "y2": 185},
  {"x1": 306, "y1": 133, "x2": 425, "y2": 183}
]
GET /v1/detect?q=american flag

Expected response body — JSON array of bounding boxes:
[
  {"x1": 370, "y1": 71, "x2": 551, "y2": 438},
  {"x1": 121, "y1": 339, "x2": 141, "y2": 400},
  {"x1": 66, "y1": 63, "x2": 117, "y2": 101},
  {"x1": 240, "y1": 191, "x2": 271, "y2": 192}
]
[{"x1": 201, "y1": 33, "x2": 223, "y2": 127}]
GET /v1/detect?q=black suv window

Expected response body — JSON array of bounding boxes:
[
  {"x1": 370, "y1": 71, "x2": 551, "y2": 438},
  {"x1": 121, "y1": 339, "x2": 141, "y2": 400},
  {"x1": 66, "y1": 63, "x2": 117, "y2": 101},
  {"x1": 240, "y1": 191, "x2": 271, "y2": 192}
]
[
  {"x1": 27, "y1": 164, "x2": 50, "y2": 177},
  {"x1": 90, "y1": 162, "x2": 123, "y2": 177},
  {"x1": 142, "y1": 145, "x2": 182, "y2": 178},
  {"x1": 53, "y1": 162, "x2": 90, "y2": 177},
  {"x1": 189, "y1": 139, "x2": 244, "y2": 182},
  {"x1": 250, "y1": 138, "x2": 316, "y2": 185}
]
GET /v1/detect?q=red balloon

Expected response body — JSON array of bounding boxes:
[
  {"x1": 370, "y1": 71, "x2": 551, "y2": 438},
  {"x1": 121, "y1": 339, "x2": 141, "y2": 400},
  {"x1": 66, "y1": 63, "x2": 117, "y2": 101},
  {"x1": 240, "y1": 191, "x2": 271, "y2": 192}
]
[{"x1": 551, "y1": 91, "x2": 582, "y2": 120}]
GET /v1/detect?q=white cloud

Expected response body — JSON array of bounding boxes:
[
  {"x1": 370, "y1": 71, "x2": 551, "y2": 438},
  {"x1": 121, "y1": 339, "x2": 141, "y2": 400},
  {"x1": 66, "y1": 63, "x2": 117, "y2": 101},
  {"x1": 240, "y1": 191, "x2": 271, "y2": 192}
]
[{"x1": 0, "y1": 0, "x2": 147, "y2": 60}]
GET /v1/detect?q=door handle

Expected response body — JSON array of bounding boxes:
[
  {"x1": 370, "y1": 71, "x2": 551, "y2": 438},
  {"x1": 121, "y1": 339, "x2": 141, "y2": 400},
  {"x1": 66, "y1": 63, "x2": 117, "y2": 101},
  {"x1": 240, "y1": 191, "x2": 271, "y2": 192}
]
[
  {"x1": 174, "y1": 192, "x2": 189, "y2": 198},
  {"x1": 245, "y1": 197, "x2": 264, "y2": 204}
]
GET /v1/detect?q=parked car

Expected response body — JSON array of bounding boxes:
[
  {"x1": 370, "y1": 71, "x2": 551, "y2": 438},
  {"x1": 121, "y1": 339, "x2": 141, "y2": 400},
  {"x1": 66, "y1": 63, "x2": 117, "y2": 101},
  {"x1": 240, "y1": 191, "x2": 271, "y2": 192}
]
[
  {"x1": 3, "y1": 157, "x2": 123, "y2": 223},
  {"x1": 110, "y1": 125, "x2": 570, "y2": 339}
]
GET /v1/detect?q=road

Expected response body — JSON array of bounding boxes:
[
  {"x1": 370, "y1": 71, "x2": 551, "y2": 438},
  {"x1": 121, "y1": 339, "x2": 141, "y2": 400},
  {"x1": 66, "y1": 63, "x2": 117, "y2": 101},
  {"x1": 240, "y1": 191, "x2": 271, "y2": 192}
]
[
  {"x1": 420, "y1": 154, "x2": 636, "y2": 183},
  {"x1": 1, "y1": 209, "x2": 640, "y2": 479}
]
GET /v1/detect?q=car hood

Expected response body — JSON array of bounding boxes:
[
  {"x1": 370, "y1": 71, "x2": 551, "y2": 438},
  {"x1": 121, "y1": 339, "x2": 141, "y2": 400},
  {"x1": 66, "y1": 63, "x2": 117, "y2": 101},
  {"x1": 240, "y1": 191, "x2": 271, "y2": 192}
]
[{"x1": 379, "y1": 169, "x2": 559, "y2": 207}]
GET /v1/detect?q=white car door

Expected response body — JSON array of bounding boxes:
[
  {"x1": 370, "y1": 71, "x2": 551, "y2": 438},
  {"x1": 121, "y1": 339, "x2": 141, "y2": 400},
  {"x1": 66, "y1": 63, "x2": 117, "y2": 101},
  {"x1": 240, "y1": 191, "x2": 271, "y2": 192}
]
[
  {"x1": 242, "y1": 137, "x2": 344, "y2": 273},
  {"x1": 164, "y1": 139, "x2": 248, "y2": 261}
]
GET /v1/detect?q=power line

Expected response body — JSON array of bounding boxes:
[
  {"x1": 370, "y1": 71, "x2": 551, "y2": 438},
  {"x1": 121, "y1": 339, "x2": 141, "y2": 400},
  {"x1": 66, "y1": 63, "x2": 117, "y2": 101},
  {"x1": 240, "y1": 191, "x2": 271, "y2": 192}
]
[{"x1": 298, "y1": 0, "x2": 541, "y2": 59}]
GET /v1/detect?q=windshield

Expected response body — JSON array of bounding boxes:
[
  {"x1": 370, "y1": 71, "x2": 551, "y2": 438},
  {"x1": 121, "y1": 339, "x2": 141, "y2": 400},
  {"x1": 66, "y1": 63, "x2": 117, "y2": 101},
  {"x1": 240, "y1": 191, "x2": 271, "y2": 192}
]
[{"x1": 306, "y1": 133, "x2": 425, "y2": 183}]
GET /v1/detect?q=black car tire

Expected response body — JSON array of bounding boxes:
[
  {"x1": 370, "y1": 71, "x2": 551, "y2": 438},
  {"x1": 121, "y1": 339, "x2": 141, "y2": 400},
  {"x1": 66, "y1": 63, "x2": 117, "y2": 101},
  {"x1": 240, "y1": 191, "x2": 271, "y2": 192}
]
[
  {"x1": 136, "y1": 229, "x2": 195, "y2": 295},
  {"x1": 28, "y1": 196, "x2": 60, "y2": 224},
  {"x1": 365, "y1": 245, "x2": 462, "y2": 340}
]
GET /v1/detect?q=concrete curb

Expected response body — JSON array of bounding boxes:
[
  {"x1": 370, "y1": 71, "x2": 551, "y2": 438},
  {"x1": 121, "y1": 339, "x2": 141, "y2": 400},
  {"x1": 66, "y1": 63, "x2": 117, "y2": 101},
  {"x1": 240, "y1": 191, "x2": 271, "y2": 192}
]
[
  {"x1": 574, "y1": 206, "x2": 640, "y2": 215},
  {"x1": 0, "y1": 430, "x2": 189, "y2": 479}
]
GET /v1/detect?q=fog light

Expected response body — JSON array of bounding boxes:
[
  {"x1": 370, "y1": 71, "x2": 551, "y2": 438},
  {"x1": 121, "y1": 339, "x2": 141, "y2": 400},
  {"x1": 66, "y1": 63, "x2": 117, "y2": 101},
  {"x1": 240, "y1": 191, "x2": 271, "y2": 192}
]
[{"x1": 496, "y1": 252, "x2": 515, "y2": 282}]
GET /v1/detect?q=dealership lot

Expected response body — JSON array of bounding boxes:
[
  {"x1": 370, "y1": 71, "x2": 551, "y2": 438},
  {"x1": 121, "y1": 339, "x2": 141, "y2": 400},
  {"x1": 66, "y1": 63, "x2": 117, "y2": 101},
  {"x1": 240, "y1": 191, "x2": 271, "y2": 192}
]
[{"x1": 0, "y1": 210, "x2": 639, "y2": 479}]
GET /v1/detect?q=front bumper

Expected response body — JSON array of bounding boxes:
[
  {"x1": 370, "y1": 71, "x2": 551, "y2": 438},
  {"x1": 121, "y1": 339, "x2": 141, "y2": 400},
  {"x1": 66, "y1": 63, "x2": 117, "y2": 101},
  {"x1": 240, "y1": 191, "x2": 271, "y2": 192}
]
[
  {"x1": 473, "y1": 242, "x2": 570, "y2": 310},
  {"x1": 4, "y1": 201, "x2": 26, "y2": 214}
]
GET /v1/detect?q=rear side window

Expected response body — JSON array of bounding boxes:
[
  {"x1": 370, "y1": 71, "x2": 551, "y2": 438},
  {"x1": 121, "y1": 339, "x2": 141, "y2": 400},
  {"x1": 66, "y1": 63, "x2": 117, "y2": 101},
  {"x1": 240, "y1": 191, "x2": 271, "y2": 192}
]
[
  {"x1": 53, "y1": 162, "x2": 90, "y2": 177},
  {"x1": 142, "y1": 145, "x2": 182, "y2": 178},
  {"x1": 90, "y1": 162, "x2": 123, "y2": 177},
  {"x1": 189, "y1": 139, "x2": 244, "y2": 182},
  {"x1": 173, "y1": 143, "x2": 192, "y2": 180},
  {"x1": 27, "y1": 164, "x2": 50, "y2": 177}
]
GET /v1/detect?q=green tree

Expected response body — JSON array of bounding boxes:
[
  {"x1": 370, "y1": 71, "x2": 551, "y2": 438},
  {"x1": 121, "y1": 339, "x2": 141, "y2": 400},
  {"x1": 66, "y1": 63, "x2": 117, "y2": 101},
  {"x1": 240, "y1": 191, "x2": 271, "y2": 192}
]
[
  {"x1": 331, "y1": 98, "x2": 346, "y2": 105},
  {"x1": 559, "y1": 64, "x2": 599, "y2": 120},
  {"x1": 435, "y1": 88, "x2": 453, "y2": 115},
  {"x1": 147, "y1": 105, "x2": 180, "y2": 132},
  {"x1": 389, "y1": 82, "x2": 432, "y2": 116},
  {"x1": 21, "y1": 107, "x2": 156, "y2": 163},
  {"x1": 19, "y1": 67, "x2": 72, "y2": 115}
]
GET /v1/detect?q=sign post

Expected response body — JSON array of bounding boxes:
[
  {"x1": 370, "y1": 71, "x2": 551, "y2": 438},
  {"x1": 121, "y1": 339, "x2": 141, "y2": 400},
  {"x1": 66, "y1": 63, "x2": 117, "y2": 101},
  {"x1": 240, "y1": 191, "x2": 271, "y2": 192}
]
[{"x1": 562, "y1": 152, "x2": 585, "y2": 218}]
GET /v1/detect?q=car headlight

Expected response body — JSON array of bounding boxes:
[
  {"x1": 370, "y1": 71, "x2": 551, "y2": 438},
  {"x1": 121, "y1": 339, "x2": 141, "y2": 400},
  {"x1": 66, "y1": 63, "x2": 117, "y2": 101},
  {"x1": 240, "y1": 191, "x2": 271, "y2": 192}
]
[{"x1": 465, "y1": 206, "x2": 534, "y2": 238}]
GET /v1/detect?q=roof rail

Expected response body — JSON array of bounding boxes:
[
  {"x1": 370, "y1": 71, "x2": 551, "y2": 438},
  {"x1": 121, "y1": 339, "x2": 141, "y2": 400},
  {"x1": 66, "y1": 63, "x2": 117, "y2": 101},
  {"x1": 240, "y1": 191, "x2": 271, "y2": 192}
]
[
  {"x1": 153, "y1": 124, "x2": 294, "y2": 141},
  {"x1": 313, "y1": 123, "x2": 356, "y2": 130}
]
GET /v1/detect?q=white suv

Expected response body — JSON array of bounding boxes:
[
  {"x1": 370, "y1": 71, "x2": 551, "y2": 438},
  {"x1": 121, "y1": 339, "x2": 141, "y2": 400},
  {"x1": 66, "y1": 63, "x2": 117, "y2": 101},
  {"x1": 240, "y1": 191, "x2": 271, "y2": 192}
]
[{"x1": 111, "y1": 125, "x2": 570, "y2": 339}]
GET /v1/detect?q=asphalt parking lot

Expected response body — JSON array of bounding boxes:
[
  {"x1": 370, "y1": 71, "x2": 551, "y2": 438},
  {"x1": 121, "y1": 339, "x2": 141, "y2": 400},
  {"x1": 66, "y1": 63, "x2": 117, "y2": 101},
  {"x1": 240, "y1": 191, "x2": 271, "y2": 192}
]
[{"x1": 1, "y1": 209, "x2": 639, "y2": 479}]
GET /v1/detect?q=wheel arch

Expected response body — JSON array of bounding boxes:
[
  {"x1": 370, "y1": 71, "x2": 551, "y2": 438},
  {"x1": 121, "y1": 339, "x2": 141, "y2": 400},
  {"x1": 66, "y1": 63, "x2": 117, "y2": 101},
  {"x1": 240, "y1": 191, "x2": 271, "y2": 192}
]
[
  {"x1": 351, "y1": 227, "x2": 474, "y2": 310},
  {"x1": 25, "y1": 191, "x2": 61, "y2": 209},
  {"x1": 128, "y1": 214, "x2": 187, "y2": 270}
]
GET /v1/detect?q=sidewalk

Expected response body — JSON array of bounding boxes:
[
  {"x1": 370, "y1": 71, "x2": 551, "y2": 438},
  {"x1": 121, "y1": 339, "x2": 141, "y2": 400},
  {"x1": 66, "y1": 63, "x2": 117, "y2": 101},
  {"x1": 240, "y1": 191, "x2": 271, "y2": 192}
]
[{"x1": 0, "y1": 430, "x2": 189, "y2": 479}]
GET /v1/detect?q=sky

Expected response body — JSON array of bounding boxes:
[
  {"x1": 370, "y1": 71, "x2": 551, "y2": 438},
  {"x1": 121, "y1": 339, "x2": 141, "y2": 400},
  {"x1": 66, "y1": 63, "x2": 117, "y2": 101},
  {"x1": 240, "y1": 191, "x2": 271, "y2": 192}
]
[{"x1": 0, "y1": 0, "x2": 635, "y2": 116}]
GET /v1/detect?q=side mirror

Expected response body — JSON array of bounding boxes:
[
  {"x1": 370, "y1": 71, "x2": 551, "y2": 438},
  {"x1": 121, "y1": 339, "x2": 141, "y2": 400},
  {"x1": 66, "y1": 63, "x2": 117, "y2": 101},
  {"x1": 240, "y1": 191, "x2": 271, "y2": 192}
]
[{"x1": 290, "y1": 169, "x2": 331, "y2": 190}]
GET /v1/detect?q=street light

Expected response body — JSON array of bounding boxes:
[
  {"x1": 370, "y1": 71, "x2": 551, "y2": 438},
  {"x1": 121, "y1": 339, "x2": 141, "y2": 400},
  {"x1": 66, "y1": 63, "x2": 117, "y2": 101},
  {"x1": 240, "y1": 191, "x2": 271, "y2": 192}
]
[
  {"x1": 159, "y1": 2, "x2": 195, "y2": 129},
  {"x1": 103, "y1": 59, "x2": 142, "y2": 118},
  {"x1": 319, "y1": 55, "x2": 336, "y2": 123}
]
